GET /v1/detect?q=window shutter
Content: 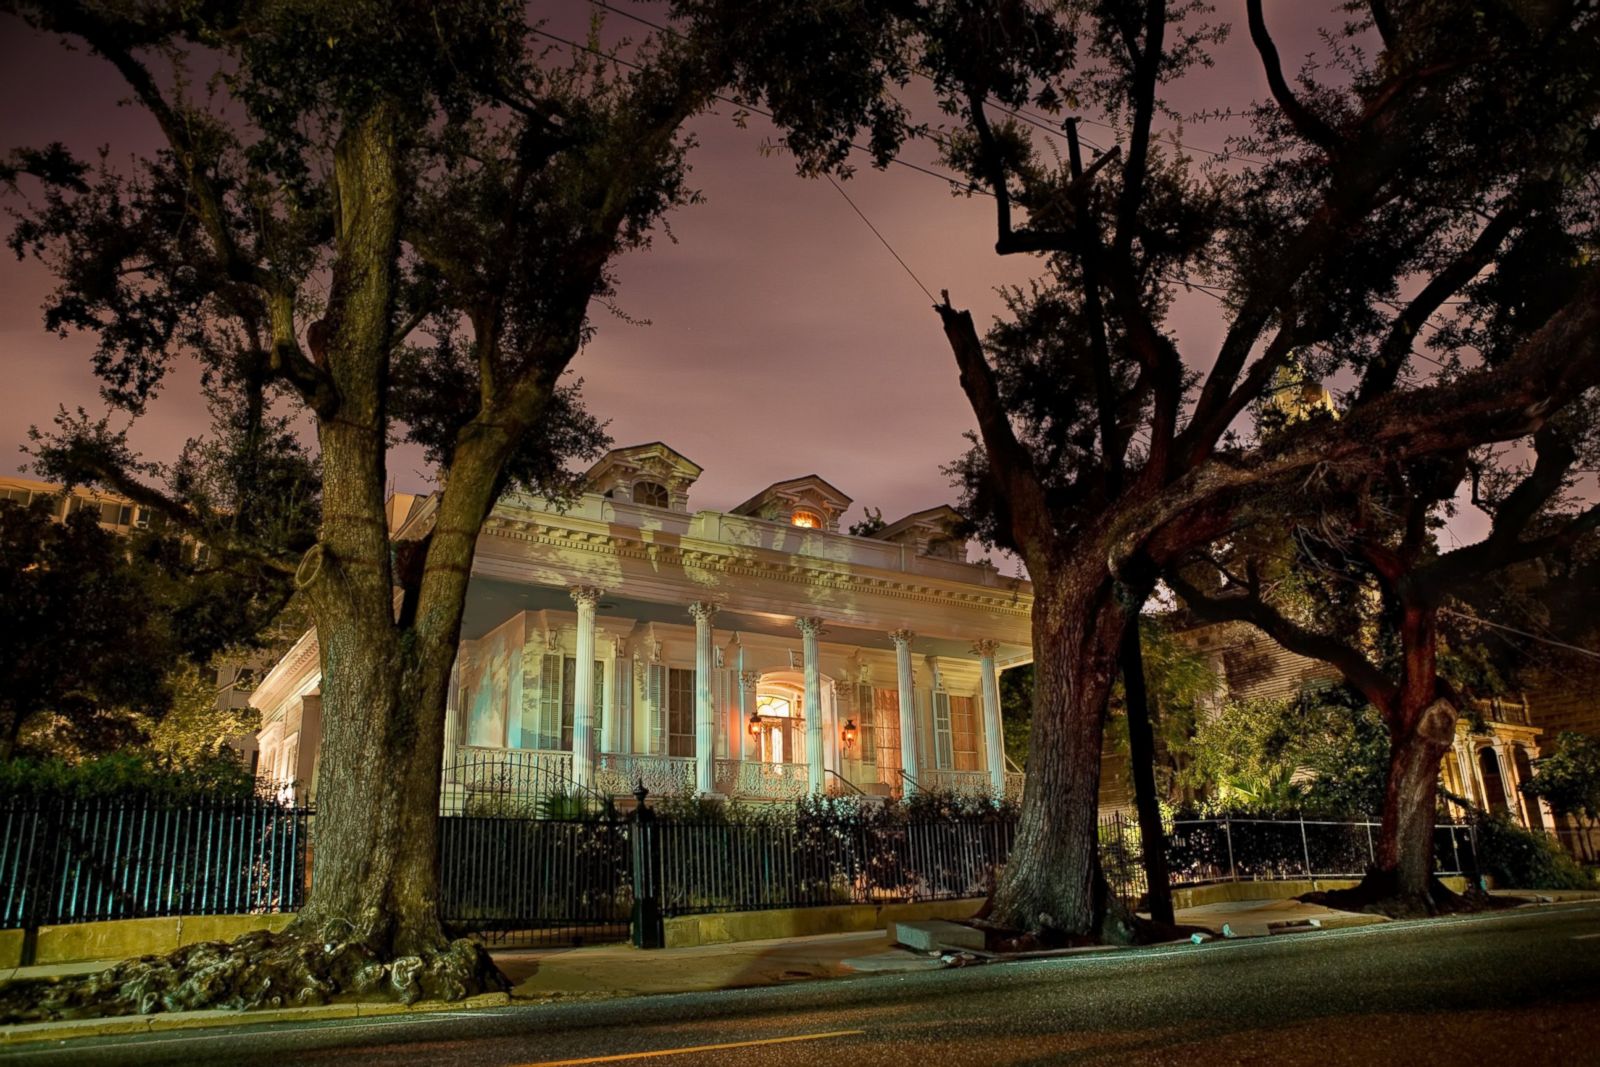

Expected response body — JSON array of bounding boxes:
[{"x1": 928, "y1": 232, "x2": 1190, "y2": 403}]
[
  {"x1": 539, "y1": 652, "x2": 563, "y2": 750},
  {"x1": 933, "y1": 691, "x2": 955, "y2": 769},
  {"x1": 647, "y1": 663, "x2": 666, "y2": 755}
]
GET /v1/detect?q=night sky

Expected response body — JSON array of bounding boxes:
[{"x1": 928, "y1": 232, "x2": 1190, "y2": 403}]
[{"x1": 0, "y1": 4, "x2": 1401, "y2": 543}]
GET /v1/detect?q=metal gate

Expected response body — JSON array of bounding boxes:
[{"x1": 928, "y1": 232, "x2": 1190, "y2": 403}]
[{"x1": 437, "y1": 751, "x2": 632, "y2": 947}]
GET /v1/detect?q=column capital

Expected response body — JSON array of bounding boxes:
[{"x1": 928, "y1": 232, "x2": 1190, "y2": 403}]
[
  {"x1": 569, "y1": 585, "x2": 603, "y2": 610},
  {"x1": 688, "y1": 601, "x2": 719, "y2": 623},
  {"x1": 887, "y1": 628, "x2": 916, "y2": 648},
  {"x1": 739, "y1": 670, "x2": 762, "y2": 691},
  {"x1": 795, "y1": 616, "x2": 825, "y2": 637},
  {"x1": 971, "y1": 639, "x2": 1001, "y2": 659}
]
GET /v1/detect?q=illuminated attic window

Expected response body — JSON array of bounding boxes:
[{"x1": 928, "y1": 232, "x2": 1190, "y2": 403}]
[
  {"x1": 790, "y1": 508, "x2": 821, "y2": 529},
  {"x1": 632, "y1": 481, "x2": 670, "y2": 508}
]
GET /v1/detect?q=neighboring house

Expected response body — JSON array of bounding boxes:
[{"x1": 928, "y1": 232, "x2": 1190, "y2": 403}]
[
  {"x1": 252, "y1": 443, "x2": 1033, "y2": 806},
  {"x1": 1, "y1": 475, "x2": 259, "y2": 761},
  {"x1": 1172, "y1": 621, "x2": 1552, "y2": 832}
]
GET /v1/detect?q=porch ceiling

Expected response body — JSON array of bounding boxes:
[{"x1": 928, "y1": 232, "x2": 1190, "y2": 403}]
[{"x1": 461, "y1": 577, "x2": 1028, "y2": 663}]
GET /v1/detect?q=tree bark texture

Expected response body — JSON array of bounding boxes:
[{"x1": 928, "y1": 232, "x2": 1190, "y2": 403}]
[{"x1": 989, "y1": 566, "x2": 1133, "y2": 940}]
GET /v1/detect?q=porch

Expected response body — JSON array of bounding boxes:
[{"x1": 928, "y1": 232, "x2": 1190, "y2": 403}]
[{"x1": 439, "y1": 746, "x2": 1026, "y2": 809}]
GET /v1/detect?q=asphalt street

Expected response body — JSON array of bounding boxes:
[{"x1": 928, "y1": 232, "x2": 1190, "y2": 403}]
[{"x1": 5, "y1": 903, "x2": 1599, "y2": 1066}]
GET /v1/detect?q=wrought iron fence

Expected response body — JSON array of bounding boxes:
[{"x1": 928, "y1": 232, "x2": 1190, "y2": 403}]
[
  {"x1": 438, "y1": 813, "x2": 632, "y2": 946},
  {"x1": 0, "y1": 794, "x2": 310, "y2": 928},
  {"x1": 640, "y1": 815, "x2": 1016, "y2": 917},
  {"x1": 1100, "y1": 811, "x2": 1478, "y2": 909}
]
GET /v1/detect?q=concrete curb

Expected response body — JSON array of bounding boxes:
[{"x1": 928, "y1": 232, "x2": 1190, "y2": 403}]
[{"x1": 0, "y1": 991, "x2": 515, "y2": 1046}]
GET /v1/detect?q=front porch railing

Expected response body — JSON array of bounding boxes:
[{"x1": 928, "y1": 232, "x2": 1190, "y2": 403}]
[
  {"x1": 715, "y1": 759, "x2": 810, "y2": 800},
  {"x1": 442, "y1": 746, "x2": 1029, "y2": 804},
  {"x1": 597, "y1": 753, "x2": 697, "y2": 797},
  {"x1": 921, "y1": 769, "x2": 991, "y2": 795}
]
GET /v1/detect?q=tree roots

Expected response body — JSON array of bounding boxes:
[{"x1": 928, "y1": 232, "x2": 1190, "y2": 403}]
[
  {"x1": 0, "y1": 929, "x2": 508, "y2": 1024},
  {"x1": 1301, "y1": 869, "x2": 1508, "y2": 920}
]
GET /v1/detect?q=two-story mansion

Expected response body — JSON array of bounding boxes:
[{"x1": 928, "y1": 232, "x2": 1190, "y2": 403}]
[{"x1": 252, "y1": 443, "x2": 1033, "y2": 806}]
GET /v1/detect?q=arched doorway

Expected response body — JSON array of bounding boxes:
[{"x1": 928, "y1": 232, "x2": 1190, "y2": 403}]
[
  {"x1": 751, "y1": 677, "x2": 804, "y2": 764},
  {"x1": 1478, "y1": 747, "x2": 1509, "y2": 814}
]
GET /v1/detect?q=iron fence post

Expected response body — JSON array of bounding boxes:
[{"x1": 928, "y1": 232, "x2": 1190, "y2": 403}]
[
  {"x1": 1224, "y1": 815, "x2": 1237, "y2": 882},
  {"x1": 1299, "y1": 815, "x2": 1313, "y2": 880},
  {"x1": 630, "y1": 784, "x2": 663, "y2": 949},
  {"x1": 1364, "y1": 821, "x2": 1374, "y2": 867},
  {"x1": 1450, "y1": 822, "x2": 1462, "y2": 874}
]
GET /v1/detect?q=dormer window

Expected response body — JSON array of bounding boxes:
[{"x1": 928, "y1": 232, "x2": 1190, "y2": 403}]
[
  {"x1": 790, "y1": 508, "x2": 821, "y2": 529},
  {"x1": 632, "y1": 481, "x2": 670, "y2": 508}
]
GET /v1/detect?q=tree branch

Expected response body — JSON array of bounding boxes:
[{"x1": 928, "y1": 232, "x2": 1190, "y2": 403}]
[
  {"x1": 1167, "y1": 566, "x2": 1399, "y2": 716},
  {"x1": 1246, "y1": 0, "x2": 1341, "y2": 152},
  {"x1": 935, "y1": 293, "x2": 1052, "y2": 558}
]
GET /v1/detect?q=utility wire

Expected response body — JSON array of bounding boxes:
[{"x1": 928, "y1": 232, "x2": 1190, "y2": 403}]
[
  {"x1": 1441, "y1": 607, "x2": 1600, "y2": 664},
  {"x1": 825, "y1": 176, "x2": 937, "y2": 304}
]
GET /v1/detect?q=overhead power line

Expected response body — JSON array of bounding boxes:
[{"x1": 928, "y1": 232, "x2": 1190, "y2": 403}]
[{"x1": 824, "y1": 176, "x2": 937, "y2": 304}]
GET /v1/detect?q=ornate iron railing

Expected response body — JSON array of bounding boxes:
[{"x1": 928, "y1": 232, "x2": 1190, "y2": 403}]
[
  {"x1": 714, "y1": 759, "x2": 810, "y2": 800},
  {"x1": 440, "y1": 747, "x2": 578, "y2": 817},
  {"x1": 1004, "y1": 771, "x2": 1026, "y2": 802},
  {"x1": 920, "y1": 768, "x2": 992, "y2": 796},
  {"x1": 597, "y1": 753, "x2": 697, "y2": 797}
]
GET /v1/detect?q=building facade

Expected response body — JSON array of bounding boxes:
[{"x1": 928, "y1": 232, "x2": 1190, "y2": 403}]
[{"x1": 252, "y1": 444, "x2": 1032, "y2": 806}]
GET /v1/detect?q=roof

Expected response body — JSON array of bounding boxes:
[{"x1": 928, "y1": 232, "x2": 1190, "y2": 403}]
[
  {"x1": 582, "y1": 442, "x2": 704, "y2": 481},
  {"x1": 870, "y1": 505, "x2": 964, "y2": 542},
  {"x1": 730, "y1": 475, "x2": 853, "y2": 517}
]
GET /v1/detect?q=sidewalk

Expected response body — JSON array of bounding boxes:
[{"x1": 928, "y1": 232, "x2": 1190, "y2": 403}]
[{"x1": 4, "y1": 890, "x2": 1595, "y2": 1046}]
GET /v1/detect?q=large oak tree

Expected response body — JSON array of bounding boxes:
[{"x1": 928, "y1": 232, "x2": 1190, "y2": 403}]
[
  {"x1": 705, "y1": 0, "x2": 1600, "y2": 938},
  {"x1": 2, "y1": 0, "x2": 741, "y2": 1010}
]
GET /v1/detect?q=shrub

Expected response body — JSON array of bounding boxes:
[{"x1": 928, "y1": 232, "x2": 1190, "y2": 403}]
[
  {"x1": 1473, "y1": 814, "x2": 1596, "y2": 890},
  {"x1": 0, "y1": 750, "x2": 256, "y2": 801}
]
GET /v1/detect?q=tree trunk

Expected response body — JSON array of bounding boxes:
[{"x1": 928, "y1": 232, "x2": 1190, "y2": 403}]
[
  {"x1": 989, "y1": 567, "x2": 1132, "y2": 941},
  {"x1": 1368, "y1": 603, "x2": 1457, "y2": 909},
  {"x1": 1373, "y1": 711, "x2": 1454, "y2": 902},
  {"x1": 1120, "y1": 619, "x2": 1174, "y2": 926}
]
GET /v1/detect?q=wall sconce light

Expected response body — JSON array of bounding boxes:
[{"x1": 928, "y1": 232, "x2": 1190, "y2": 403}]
[
  {"x1": 748, "y1": 712, "x2": 762, "y2": 738},
  {"x1": 841, "y1": 718, "x2": 858, "y2": 750}
]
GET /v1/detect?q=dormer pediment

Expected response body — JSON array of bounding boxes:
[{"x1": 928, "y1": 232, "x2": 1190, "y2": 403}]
[
  {"x1": 730, "y1": 475, "x2": 853, "y2": 532},
  {"x1": 583, "y1": 442, "x2": 702, "y2": 513},
  {"x1": 870, "y1": 505, "x2": 969, "y2": 562}
]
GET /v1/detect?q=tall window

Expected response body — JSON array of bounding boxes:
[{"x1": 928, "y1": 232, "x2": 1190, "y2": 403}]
[
  {"x1": 632, "y1": 481, "x2": 669, "y2": 508},
  {"x1": 933, "y1": 691, "x2": 954, "y2": 768},
  {"x1": 852, "y1": 682, "x2": 876, "y2": 764},
  {"x1": 666, "y1": 667, "x2": 695, "y2": 756},
  {"x1": 530, "y1": 654, "x2": 601, "y2": 750},
  {"x1": 872, "y1": 688, "x2": 901, "y2": 778},
  {"x1": 558, "y1": 656, "x2": 604, "y2": 751},
  {"x1": 949, "y1": 695, "x2": 982, "y2": 771}
]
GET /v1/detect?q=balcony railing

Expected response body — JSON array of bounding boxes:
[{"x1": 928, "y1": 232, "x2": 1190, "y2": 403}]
[
  {"x1": 442, "y1": 746, "x2": 1028, "y2": 804},
  {"x1": 597, "y1": 753, "x2": 697, "y2": 797},
  {"x1": 920, "y1": 769, "x2": 991, "y2": 795},
  {"x1": 715, "y1": 759, "x2": 810, "y2": 800}
]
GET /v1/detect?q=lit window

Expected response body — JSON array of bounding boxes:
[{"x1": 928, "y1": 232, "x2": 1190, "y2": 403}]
[
  {"x1": 632, "y1": 481, "x2": 670, "y2": 508},
  {"x1": 756, "y1": 693, "x2": 792, "y2": 718},
  {"x1": 791, "y1": 509, "x2": 821, "y2": 529}
]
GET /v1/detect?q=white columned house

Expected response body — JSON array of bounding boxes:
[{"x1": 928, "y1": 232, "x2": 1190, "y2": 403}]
[{"x1": 252, "y1": 444, "x2": 1034, "y2": 806}]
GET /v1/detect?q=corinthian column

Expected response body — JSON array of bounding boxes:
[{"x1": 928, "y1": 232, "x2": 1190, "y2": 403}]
[
  {"x1": 973, "y1": 639, "x2": 1005, "y2": 796},
  {"x1": 569, "y1": 586, "x2": 602, "y2": 789},
  {"x1": 690, "y1": 601, "x2": 718, "y2": 796},
  {"x1": 890, "y1": 629, "x2": 919, "y2": 795},
  {"x1": 798, "y1": 617, "x2": 825, "y2": 794}
]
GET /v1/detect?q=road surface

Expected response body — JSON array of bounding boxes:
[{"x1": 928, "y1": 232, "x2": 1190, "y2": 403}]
[{"x1": 6, "y1": 902, "x2": 1599, "y2": 1066}]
